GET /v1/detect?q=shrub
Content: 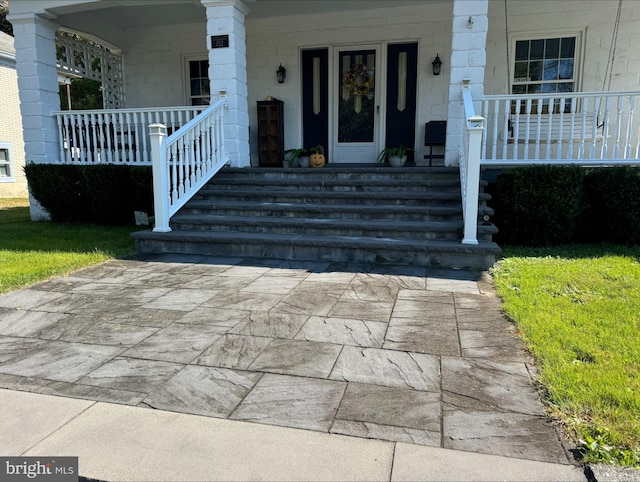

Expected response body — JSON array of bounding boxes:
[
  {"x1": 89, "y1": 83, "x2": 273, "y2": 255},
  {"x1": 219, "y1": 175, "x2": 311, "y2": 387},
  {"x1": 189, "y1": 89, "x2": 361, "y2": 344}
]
[
  {"x1": 489, "y1": 165, "x2": 586, "y2": 246},
  {"x1": 24, "y1": 163, "x2": 153, "y2": 225},
  {"x1": 583, "y1": 167, "x2": 640, "y2": 245},
  {"x1": 24, "y1": 163, "x2": 89, "y2": 222}
]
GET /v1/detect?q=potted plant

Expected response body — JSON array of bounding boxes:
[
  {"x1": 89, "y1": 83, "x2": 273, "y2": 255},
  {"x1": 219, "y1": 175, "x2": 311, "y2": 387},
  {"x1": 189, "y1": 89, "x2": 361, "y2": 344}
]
[
  {"x1": 283, "y1": 148, "x2": 307, "y2": 168},
  {"x1": 309, "y1": 145, "x2": 326, "y2": 168},
  {"x1": 375, "y1": 146, "x2": 411, "y2": 167}
]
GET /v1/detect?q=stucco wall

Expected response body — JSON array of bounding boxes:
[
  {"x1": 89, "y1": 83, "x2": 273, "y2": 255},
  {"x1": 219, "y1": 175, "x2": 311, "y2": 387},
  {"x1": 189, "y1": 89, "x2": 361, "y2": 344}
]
[{"x1": 0, "y1": 56, "x2": 28, "y2": 198}]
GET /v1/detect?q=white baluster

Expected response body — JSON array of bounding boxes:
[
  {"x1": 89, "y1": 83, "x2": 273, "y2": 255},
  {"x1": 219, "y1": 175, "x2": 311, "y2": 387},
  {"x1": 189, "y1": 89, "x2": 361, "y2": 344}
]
[
  {"x1": 170, "y1": 141, "x2": 179, "y2": 204},
  {"x1": 613, "y1": 96, "x2": 624, "y2": 159},
  {"x1": 590, "y1": 97, "x2": 600, "y2": 159},
  {"x1": 56, "y1": 115, "x2": 67, "y2": 163},
  {"x1": 568, "y1": 97, "x2": 577, "y2": 159},
  {"x1": 522, "y1": 99, "x2": 532, "y2": 161},
  {"x1": 556, "y1": 98, "x2": 565, "y2": 160},
  {"x1": 626, "y1": 96, "x2": 636, "y2": 159},
  {"x1": 141, "y1": 112, "x2": 149, "y2": 163},
  {"x1": 601, "y1": 96, "x2": 612, "y2": 159},
  {"x1": 71, "y1": 115, "x2": 81, "y2": 163}
]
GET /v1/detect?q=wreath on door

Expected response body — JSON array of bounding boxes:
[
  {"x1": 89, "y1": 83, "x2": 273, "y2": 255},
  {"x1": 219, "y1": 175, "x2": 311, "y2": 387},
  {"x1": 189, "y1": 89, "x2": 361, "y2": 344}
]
[{"x1": 343, "y1": 63, "x2": 371, "y2": 96}]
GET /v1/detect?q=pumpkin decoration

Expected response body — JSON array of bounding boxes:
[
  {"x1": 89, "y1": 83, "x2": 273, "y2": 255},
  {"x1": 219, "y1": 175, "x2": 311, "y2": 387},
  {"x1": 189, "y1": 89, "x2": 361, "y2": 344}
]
[{"x1": 309, "y1": 145, "x2": 325, "y2": 168}]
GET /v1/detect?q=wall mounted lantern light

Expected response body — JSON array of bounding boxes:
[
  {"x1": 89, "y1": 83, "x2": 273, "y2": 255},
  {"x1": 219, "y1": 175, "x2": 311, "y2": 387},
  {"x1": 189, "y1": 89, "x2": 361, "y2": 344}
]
[
  {"x1": 432, "y1": 54, "x2": 442, "y2": 76},
  {"x1": 276, "y1": 64, "x2": 286, "y2": 83}
]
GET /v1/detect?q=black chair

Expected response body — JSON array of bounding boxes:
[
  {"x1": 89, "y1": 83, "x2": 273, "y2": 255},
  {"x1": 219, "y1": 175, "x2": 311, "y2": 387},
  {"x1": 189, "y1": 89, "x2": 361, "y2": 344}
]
[{"x1": 424, "y1": 121, "x2": 446, "y2": 166}]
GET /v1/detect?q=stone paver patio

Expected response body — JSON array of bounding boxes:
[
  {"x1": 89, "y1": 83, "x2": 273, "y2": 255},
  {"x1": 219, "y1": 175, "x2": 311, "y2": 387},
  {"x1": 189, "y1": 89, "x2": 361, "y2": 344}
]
[{"x1": 0, "y1": 255, "x2": 573, "y2": 464}]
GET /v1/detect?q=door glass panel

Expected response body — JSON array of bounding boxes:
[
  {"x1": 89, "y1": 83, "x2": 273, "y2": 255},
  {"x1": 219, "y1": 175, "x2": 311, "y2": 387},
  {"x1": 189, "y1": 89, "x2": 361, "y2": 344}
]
[{"x1": 338, "y1": 50, "x2": 375, "y2": 143}]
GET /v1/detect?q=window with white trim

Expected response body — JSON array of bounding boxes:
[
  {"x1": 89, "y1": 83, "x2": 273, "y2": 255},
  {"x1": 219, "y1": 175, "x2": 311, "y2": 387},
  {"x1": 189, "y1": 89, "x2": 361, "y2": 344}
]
[
  {"x1": 513, "y1": 36, "x2": 576, "y2": 95},
  {"x1": 0, "y1": 143, "x2": 13, "y2": 181},
  {"x1": 187, "y1": 59, "x2": 210, "y2": 106},
  {"x1": 511, "y1": 34, "x2": 580, "y2": 114}
]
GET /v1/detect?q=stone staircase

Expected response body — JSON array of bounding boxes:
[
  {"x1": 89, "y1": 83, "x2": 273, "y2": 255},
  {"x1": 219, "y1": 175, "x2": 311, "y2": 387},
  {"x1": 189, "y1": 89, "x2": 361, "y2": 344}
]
[{"x1": 132, "y1": 166, "x2": 501, "y2": 269}]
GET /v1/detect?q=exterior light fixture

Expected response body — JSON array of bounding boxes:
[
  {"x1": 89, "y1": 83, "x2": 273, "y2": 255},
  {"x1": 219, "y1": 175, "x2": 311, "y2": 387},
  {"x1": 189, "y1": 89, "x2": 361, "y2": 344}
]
[
  {"x1": 467, "y1": 16, "x2": 474, "y2": 28},
  {"x1": 432, "y1": 54, "x2": 442, "y2": 76},
  {"x1": 276, "y1": 64, "x2": 286, "y2": 83}
]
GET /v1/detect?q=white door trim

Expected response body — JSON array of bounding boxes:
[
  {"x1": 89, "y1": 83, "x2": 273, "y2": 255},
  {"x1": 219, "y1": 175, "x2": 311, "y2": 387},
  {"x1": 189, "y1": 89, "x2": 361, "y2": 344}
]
[{"x1": 329, "y1": 43, "x2": 387, "y2": 163}]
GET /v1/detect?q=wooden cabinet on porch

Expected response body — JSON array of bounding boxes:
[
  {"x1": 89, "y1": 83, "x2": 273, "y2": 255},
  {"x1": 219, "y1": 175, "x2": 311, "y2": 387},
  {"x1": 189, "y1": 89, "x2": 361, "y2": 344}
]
[{"x1": 257, "y1": 100, "x2": 284, "y2": 167}]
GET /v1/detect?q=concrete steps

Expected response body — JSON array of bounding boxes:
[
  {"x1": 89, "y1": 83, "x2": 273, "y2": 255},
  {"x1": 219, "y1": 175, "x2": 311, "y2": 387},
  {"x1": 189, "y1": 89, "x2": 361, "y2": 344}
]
[{"x1": 133, "y1": 166, "x2": 501, "y2": 269}]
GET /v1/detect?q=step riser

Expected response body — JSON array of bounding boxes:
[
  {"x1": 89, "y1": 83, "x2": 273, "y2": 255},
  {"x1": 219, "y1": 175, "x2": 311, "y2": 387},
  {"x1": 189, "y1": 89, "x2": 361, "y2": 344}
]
[
  {"x1": 200, "y1": 185, "x2": 461, "y2": 193},
  {"x1": 135, "y1": 237, "x2": 497, "y2": 270},
  {"x1": 179, "y1": 207, "x2": 464, "y2": 222},
  {"x1": 171, "y1": 223, "x2": 471, "y2": 241},
  {"x1": 170, "y1": 225, "x2": 495, "y2": 242},
  {"x1": 214, "y1": 171, "x2": 460, "y2": 182},
  {"x1": 191, "y1": 194, "x2": 462, "y2": 206}
]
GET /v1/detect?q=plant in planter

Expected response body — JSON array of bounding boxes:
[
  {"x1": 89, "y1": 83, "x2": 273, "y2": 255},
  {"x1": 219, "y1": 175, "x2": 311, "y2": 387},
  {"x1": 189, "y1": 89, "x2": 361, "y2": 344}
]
[
  {"x1": 283, "y1": 148, "x2": 307, "y2": 168},
  {"x1": 309, "y1": 145, "x2": 326, "y2": 168},
  {"x1": 375, "y1": 146, "x2": 411, "y2": 167}
]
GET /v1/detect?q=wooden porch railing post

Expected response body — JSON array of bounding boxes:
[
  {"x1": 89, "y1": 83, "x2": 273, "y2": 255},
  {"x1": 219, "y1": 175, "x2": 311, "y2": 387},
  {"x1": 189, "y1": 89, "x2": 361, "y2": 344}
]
[{"x1": 149, "y1": 123, "x2": 171, "y2": 233}]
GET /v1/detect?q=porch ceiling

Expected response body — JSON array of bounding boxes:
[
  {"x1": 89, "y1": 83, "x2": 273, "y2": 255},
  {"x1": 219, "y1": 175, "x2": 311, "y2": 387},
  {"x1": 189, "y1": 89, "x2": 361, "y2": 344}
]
[
  {"x1": 246, "y1": 0, "x2": 432, "y2": 19},
  {"x1": 50, "y1": 0, "x2": 433, "y2": 32}
]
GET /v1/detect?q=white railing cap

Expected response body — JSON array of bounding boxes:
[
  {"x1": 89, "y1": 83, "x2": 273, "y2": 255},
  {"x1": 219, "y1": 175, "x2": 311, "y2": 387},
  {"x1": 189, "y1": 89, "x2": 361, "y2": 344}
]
[
  {"x1": 52, "y1": 105, "x2": 205, "y2": 116},
  {"x1": 484, "y1": 90, "x2": 640, "y2": 101}
]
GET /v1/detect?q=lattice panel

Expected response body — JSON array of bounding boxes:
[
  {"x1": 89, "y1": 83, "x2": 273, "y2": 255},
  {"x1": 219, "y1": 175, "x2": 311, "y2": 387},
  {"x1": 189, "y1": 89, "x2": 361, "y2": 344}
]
[{"x1": 56, "y1": 32, "x2": 124, "y2": 108}]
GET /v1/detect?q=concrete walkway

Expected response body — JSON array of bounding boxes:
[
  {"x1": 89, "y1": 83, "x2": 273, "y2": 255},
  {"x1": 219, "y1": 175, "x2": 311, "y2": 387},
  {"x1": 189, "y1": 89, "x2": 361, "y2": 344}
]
[{"x1": 0, "y1": 255, "x2": 587, "y2": 481}]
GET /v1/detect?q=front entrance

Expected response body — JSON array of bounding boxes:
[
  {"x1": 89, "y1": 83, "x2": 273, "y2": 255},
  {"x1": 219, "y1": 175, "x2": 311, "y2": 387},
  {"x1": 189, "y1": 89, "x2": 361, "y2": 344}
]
[
  {"x1": 302, "y1": 43, "x2": 417, "y2": 164},
  {"x1": 334, "y1": 47, "x2": 380, "y2": 163}
]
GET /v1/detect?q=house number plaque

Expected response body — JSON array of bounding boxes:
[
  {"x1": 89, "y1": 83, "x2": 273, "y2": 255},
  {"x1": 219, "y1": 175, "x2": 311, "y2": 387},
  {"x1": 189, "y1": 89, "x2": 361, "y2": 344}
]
[{"x1": 211, "y1": 35, "x2": 230, "y2": 49}]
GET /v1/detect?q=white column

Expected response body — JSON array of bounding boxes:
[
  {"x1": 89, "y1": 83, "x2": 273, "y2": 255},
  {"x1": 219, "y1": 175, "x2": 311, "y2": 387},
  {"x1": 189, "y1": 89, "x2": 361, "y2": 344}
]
[
  {"x1": 10, "y1": 12, "x2": 61, "y2": 220},
  {"x1": 445, "y1": 0, "x2": 489, "y2": 166},
  {"x1": 201, "y1": 0, "x2": 250, "y2": 168}
]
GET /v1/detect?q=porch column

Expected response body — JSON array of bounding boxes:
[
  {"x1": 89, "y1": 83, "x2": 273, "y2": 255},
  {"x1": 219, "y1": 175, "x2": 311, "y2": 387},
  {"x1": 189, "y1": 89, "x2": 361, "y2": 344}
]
[
  {"x1": 202, "y1": 0, "x2": 250, "y2": 168},
  {"x1": 9, "y1": 12, "x2": 61, "y2": 220},
  {"x1": 445, "y1": 0, "x2": 489, "y2": 166}
]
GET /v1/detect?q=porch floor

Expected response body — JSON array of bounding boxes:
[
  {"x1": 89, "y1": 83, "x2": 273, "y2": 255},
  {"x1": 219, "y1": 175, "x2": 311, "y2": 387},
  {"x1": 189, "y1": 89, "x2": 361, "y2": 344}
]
[{"x1": 0, "y1": 254, "x2": 578, "y2": 475}]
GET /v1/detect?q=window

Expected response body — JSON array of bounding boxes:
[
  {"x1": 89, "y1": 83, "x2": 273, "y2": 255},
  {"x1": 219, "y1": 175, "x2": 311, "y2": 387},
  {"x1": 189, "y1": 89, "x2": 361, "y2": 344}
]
[
  {"x1": 0, "y1": 143, "x2": 12, "y2": 181},
  {"x1": 513, "y1": 36, "x2": 577, "y2": 95},
  {"x1": 187, "y1": 59, "x2": 210, "y2": 106}
]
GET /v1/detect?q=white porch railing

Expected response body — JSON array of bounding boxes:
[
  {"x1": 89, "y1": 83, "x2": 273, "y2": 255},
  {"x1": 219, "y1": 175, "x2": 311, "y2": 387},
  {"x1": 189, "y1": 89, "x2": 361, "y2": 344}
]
[
  {"x1": 460, "y1": 85, "x2": 485, "y2": 245},
  {"x1": 149, "y1": 98, "x2": 227, "y2": 232},
  {"x1": 54, "y1": 106, "x2": 205, "y2": 165},
  {"x1": 482, "y1": 91, "x2": 640, "y2": 165}
]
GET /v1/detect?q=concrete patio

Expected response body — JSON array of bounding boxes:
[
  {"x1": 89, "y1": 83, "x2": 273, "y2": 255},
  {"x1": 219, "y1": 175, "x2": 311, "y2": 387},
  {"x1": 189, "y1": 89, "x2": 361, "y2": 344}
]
[{"x1": 0, "y1": 254, "x2": 585, "y2": 480}]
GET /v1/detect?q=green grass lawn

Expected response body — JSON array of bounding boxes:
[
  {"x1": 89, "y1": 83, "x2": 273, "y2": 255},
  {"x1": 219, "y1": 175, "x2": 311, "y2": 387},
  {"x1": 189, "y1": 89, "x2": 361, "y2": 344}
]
[
  {"x1": 491, "y1": 245, "x2": 640, "y2": 467},
  {"x1": 0, "y1": 198, "x2": 139, "y2": 294}
]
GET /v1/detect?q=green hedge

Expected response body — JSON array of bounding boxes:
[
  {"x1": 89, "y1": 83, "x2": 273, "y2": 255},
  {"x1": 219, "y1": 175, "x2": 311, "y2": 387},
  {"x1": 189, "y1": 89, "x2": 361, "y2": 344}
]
[
  {"x1": 583, "y1": 166, "x2": 640, "y2": 245},
  {"x1": 487, "y1": 165, "x2": 640, "y2": 247},
  {"x1": 24, "y1": 163, "x2": 153, "y2": 225}
]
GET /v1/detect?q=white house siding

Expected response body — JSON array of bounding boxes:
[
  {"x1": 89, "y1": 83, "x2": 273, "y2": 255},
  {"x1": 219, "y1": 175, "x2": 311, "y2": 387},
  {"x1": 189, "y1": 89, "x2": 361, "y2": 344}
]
[
  {"x1": 0, "y1": 32, "x2": 27, "y2": 198},
  {"x1": 123, "y1": 23, "x2": 208, "y2": 107},
  {"x1": 484, "y1": 0, "x2": 640, "y2": 95},
  {"x1": 244, "y1": 2, "x2": 453, "y2": 166}
]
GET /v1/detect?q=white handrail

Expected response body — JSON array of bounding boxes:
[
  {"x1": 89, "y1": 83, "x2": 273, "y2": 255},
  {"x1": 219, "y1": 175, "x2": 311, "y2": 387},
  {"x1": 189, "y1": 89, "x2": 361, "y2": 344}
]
[
  {"x1": 150, "y1": 98, "x2": 227, "y2": 232},
  {"x1": 460, "y1": 85, "x2": 485, "y2": 245}
]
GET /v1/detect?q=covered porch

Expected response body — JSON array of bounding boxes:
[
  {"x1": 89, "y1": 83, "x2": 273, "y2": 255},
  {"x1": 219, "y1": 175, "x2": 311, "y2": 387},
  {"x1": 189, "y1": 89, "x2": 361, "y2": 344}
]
[{"x1": 9, "y1": 0, "x2": 640, "y2": 250}]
